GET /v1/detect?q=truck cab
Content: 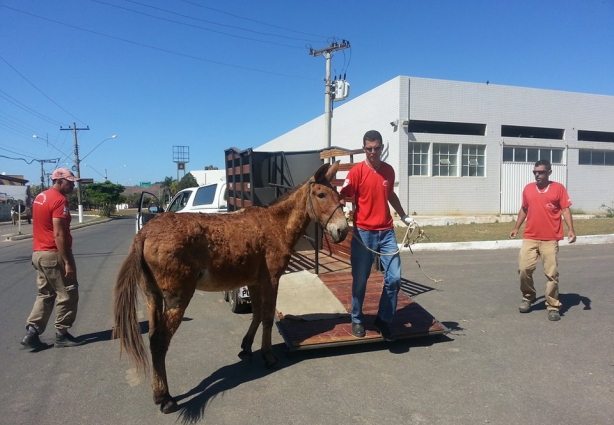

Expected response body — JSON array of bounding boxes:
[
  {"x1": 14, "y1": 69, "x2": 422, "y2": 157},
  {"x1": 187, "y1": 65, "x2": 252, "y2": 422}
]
[
  {"x1": 166, "y1": 181, "x2": 227, "y2": 214},
  {"x1": 135, "y1": 181, "x2": 227, "y2": 233}
]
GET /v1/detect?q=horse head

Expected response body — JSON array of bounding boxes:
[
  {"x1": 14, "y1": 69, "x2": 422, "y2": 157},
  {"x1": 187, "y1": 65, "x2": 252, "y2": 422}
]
[{"x1": 307, "y1": 161, "x2": 349, "y2": 243}]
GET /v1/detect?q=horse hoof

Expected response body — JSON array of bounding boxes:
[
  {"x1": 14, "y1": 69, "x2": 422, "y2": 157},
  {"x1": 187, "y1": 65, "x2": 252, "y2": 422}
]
[
  {"x1": 238, "y1": 350, "x2": 252, "y2": 362},
  {"x1": 264, "y1": 356, "x2": 278, "y2": 369},
  {"x1": 160, "y1": 398, "x2": 179, "y2": 414}
]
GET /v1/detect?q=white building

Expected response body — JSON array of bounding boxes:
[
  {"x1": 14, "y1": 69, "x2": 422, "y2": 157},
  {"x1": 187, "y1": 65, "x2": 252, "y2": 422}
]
[
  {"x1": 257, "y1": 76, "x2": 614, "y2": 215},
  {"x1": 188, "y1": 169, "x2": 226, "y2": 186}
]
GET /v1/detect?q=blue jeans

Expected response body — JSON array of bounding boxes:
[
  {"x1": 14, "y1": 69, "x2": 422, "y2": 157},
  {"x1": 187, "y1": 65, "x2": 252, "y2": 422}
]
[{"x1": 350, "y1": 228, "x2": 401, "y2": 324}]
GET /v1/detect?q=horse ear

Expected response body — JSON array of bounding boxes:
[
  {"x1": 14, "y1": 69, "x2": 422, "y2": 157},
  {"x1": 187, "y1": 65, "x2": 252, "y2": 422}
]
[
  {"x1": 312, "y1": 162, "x2": 331, "y2": 182},
  {"x1": 313, "y1": 161, "x2": 339, "y2": 183},
  {"x1": 324, "y1": 160, "x2": 340, "y2": 182}
]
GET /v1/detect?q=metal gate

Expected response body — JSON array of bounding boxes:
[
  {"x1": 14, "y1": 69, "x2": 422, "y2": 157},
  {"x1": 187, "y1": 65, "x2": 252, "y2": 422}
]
[{"x1": 500, "y1": 162, "x2": 567, "y2": 214}]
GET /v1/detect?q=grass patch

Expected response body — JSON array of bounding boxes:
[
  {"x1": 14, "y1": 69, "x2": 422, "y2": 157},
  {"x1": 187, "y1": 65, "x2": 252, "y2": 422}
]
[{"x1": 395, "y1": 217, "x2": 614, "y2": 243}]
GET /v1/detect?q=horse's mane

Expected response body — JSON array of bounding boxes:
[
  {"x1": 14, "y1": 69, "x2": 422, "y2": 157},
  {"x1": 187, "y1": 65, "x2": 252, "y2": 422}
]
[{"x1": 267, "y1": 178, "x2": 309, "y2": 206}]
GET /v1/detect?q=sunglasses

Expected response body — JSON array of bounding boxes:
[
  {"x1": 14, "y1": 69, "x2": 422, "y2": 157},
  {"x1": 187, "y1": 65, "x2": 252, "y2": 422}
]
[
  {"x1": 532, "y1": 170, "x2": 549, "y2": 175},
  {"x1": 364, "y1": 146, "x2": 382, "y2": 152}
]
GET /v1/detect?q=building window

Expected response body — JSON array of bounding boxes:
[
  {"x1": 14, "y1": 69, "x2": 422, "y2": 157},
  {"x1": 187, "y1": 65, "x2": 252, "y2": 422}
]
[
  {"x1": 578, "y1": 130, "x2": 614, "y2": 143},
  {"x1": 407, "y1": 120, "x2": 486, "y2": 136},
  {"x1": 432, "y1": 144, "x2": 458, "y2": 176},
  {"x1": 408, "y1": 142, "x2": 429, "y2": 176},
  {"x1": 462, "y1": 145, "x2": 486, "y2": 176},
  {"x1": 579, "y1": 149, "x2": 614, "y2": 166},
  {"x1": 503, "y1": 147, "x2": 564, "y2": 164},
  {"x1": 501, "y1": 125, "x2": 564, "y2": 140}
]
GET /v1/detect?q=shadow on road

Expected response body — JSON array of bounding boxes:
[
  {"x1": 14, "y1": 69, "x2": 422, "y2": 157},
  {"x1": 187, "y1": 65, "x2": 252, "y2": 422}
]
[
  {"x1": 174, "y1": 330, "x2": 451, "y2": 424},
  {"x1": 526, "y1": 293, "x2": 591, "y2": 316}
]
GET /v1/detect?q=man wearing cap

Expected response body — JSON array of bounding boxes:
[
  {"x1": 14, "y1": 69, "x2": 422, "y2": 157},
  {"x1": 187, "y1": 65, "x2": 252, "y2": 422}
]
[{"x1": 21, "y1": 168, "x2": 85, "y2": 349}]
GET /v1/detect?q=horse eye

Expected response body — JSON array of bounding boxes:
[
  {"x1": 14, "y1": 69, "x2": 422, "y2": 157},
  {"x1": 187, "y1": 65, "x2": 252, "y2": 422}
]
[{"x1": 317, "y1": 193, "x2": 326, "y2": 199}]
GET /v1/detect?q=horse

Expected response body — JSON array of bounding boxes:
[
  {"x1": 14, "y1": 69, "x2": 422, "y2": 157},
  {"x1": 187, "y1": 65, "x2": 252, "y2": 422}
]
[{"x1": 113, "y1": 161, "x2": 349, "y2": 413}]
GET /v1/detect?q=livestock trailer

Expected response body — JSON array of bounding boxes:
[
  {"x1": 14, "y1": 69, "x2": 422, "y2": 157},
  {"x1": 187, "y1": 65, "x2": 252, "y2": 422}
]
[{"x1": 222, "y1": 146, "x2": 449, "y2": 351}]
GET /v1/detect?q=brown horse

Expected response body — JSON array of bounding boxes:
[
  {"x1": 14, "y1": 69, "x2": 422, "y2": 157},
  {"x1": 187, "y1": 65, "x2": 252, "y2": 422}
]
[{"x1": 113, "y1": 161, "x2": 348, "y2": 413}]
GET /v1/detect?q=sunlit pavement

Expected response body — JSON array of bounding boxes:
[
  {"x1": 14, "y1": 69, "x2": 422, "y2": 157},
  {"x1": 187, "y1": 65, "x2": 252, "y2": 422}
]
[{"x1": 1, "y1": 214, "x2": 108, "y2": 241}]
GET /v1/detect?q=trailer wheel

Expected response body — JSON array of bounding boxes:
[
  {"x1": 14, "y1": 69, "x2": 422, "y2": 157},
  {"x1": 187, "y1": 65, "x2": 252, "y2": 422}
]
[
  {"x1": 229, "y1": 288, "x2": 250, "y2": 314},
  {"x1": 229, "y1": 288, "x2": 242, "y2": 313}
]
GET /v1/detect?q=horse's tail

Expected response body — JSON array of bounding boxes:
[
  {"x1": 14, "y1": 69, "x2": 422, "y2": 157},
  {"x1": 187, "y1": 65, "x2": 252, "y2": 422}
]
[{"x1": 113, "y1": 236, "x2": 149, "y2": 376}]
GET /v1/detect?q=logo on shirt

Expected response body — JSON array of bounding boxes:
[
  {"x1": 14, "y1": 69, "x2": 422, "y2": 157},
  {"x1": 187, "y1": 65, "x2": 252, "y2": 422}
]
[
  {"x1": 383, "y1": 181, "x2": 389, "y2": 187},
  {"x1": 34, "y1": 193, "x2": 46, "y2": 205},
  {"x1": 62, "y1": 206, "x2": 70, "y2": 216},
  {"x1": 342, "y1": 179, "x2": 350, "y2": 188}
]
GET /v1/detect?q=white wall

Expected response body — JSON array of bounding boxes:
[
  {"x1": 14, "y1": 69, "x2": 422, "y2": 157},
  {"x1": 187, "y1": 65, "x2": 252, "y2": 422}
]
[
  {"x1": 257, "y1": 76, "x2": 614, "y2": 215},
  {"x1": 189, "y1": 170, "x2": 226, "y2": 186}
]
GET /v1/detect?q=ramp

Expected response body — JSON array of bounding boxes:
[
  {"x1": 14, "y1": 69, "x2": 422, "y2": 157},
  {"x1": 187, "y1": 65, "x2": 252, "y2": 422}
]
[{"x1": 275, "y1": 251, "x2": 449, "y2": 351}]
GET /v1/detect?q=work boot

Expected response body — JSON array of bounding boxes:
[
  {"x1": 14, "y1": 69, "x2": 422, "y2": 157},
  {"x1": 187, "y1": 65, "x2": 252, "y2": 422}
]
[
  {"x1": 519, "y1": 299, "x2": 532, "y2": 313},
  {"x1": 548, "y1": 310, "x2": 561, "y2": 322},
  {"x1": 351, "y1": 322, "x2": 365, "y2": 338},
  {"x1": 21, "y1": 326, "x2": 44, "y2": 349},
  {"x1": 373, "y1": 316, "x2": 396, "y2": 342},
  {"x1": 55, "y1": 332, "x2": 85, "y2": 348}
]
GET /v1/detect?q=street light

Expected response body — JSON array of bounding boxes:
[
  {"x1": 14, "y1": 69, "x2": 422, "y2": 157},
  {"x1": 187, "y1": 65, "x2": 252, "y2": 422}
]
[
  {"x1": 85, "y1": 164, "x2": 107, "y2": 181},
  {"x1": 80, "y1": 135, "x2": 117, "y2": 161},
  {"x1": 33, "y1": 134, "x2": 71, "y2": 162}
]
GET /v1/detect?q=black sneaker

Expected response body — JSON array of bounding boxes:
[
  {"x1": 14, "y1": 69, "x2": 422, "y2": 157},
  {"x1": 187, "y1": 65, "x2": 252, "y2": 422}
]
[
  {"x1": 351, "y1": 322, "x2": 365, "y2": 338},
  {"x1": 21, "y1": 326, "x2": 44, "y2": 349},
  {"x1": 373, "y1": 317, "x2": 395, "y2": 342},
  {"x1": 55, "y1": 332, "x2": 85, "y2": 348}
]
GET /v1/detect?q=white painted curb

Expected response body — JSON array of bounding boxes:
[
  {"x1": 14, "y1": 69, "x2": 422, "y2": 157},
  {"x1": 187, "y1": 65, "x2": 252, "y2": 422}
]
[{"x1": 400, "y1": 234, "x2": 614, "y2": 252}]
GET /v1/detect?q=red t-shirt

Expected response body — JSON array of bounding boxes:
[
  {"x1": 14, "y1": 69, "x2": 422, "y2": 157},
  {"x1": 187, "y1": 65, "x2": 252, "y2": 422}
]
[
  {"x1": 32, "y1": 188, "x2": 72, "y2": 251},
  {"x1": 522, "y1": 181, "x2": 572, "y2": 241},
  {"x1": 339, "y1": 161, "x2": 395, "y2": 231}
]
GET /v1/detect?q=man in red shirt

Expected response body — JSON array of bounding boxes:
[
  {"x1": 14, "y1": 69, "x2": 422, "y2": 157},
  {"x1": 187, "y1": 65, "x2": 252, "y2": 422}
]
[
  {"x1": 21, "y1": 168, "x2": 85, "y2": 349},
  {"x1": 510, "y1": 159, "x2": 576, "y2": 321},
  {"x1": 340, "y1": 130, "x2": 414, "y2": 341}
]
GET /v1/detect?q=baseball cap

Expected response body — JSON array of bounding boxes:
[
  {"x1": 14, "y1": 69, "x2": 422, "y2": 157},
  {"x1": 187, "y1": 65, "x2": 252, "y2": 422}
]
[{"x1": 51, "y1": 168, "x2": 81, "y2": 182}]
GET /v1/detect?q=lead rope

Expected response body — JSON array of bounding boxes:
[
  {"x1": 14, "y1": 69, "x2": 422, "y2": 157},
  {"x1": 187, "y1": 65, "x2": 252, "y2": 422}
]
[{"x1": 352, "y1": 223, "x2": 443, "y2": 284}]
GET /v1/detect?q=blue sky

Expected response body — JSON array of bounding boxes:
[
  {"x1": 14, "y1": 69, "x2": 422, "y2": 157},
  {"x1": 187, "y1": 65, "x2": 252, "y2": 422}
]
[{"x1": 1, "y1": 0, "x2": 613, "y2": 187}]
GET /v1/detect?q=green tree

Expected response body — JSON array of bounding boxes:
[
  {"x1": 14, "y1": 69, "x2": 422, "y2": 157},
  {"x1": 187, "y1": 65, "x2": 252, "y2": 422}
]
[
  {"x1": 124, "y1": 192, "x2": 141, "y2": 208},
  {"x1": 161, "y1": 176, "x2": 175, "y2": 203},
  {"x1": 177, "y1": 172, "x2": 198, "y2": 191},
  {"x1": 85, "y1": 181, "x2": 126, "y2": 217}
]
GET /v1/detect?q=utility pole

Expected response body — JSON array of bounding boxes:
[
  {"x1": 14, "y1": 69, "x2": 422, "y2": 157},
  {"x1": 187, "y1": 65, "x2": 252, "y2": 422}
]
[
  {"x1": 310, "y1": 40, "x2": 350, "y2": 148},
  {"x1": 37, "y1": 159, "x2": 57, "y2": 190},
  {"x1": 61, "y1": 122, "x2": 89, "y2": 223}
]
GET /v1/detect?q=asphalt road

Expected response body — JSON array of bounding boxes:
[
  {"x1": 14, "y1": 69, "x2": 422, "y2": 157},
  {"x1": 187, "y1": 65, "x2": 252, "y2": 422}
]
[{"x1": 1, "y1": 217, "x2": 612, "y2": 425}]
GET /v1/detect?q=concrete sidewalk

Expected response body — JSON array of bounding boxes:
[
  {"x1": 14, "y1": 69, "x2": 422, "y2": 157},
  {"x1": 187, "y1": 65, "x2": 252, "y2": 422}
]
[
  {"x1": 2, "y1": 215, "x2": 112, "y2": 241},
  {"x1": 5, "y1": 214, "x2": 613, "y2": 250}
]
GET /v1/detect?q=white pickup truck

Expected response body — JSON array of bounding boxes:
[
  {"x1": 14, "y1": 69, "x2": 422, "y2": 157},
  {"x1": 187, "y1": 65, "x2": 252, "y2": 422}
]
[{"x1": 136, "y1": 181, "x2": 227, "y2": 232}]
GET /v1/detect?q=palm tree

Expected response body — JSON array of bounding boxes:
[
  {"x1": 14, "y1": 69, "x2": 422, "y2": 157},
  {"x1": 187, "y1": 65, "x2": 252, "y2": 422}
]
[{"x1": 161, "y1": 176, "x2": 174, "y2": 204}]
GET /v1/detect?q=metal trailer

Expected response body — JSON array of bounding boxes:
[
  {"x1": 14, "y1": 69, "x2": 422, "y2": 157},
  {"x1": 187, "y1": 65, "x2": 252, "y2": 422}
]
[
  {"x1": 222, "y1": 147, "x2": 325, "y2": 312},
  {"x1": 222, "y1": 146, "x2": 449, "y2": 350}
]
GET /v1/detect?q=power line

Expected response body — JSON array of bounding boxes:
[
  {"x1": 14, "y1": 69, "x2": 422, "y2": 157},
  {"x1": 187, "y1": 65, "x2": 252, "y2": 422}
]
[
  {"x1": 1, "y1": 4, "x2": 319, "y2": 81},
  {"x1": 0, "y1": 89, "x2": 64, "y2": 126},
  {"x1": 178, "y1": 0, "x2": 329, "y2": 39},
  {"x1": 100, "y1": 0, "x2": 326, "y2": 44},
  {"x1": 0, "y1": 55, "x2": 85, "y2": 125}
]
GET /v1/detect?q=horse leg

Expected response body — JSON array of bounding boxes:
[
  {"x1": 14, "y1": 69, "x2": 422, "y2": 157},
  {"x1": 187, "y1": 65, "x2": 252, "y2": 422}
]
[
  {"x1": 147, "y1": 290, "x2": 191, "y2": 414},
  {"x1": 238, "y1": 284, "x2": 261, "y2": 362},
  {"x1": 259, "y1": 278, "x2": 280, "y2": 368}
]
